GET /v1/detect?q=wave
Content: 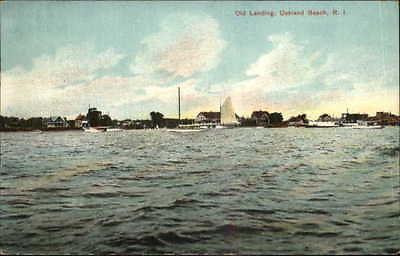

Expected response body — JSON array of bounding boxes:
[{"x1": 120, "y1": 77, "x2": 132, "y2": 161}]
[
  {"x1": 378, "y1": 146, "x2": 400, "y2": 157},
  {"x1": 0, "y1": 213, "x2": 32, "y2": 219},
  {"x1": 289, "y1": 208, "x2": 332, "y2": 216},
  {"x1": 294, "y1": 231, "x2": 341, "y2": 238},
  {"x1": 237, "y1": 208, "x2": 276, "y2": 215}
]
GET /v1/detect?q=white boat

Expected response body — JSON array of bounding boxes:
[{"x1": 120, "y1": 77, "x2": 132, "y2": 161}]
[
  {"x1": 306, "y1": 121, "x2": 339, "y2": 128},
  {"x1": 352, "y1": 125, "x2": 384, "y2": 129},
  {"x1": 105, "y1": 128, "x2": 124, "y2": 132},
  {"x1": 167, "y1": 123, "x2": 207, "y2": 133},
  {"x1": 83, "y1": 127, "x2": 105, "y2": 133},
  {"x1": 83, "y1": 126, "x2": 123, "y2": 133},
  {"x1": 167, "y1": 128, "x2": 204, "y2": 133},
  {"x1": 341, "y1": 122, "x2": 358, "y2": 128},
  {"x1": 168, "y1": 87, "x2": 210, "y2": 133},
  {"x1": 219, "y1": 96, "x2": 239, "y2": 128},
  {"x1": 351, "y1": 121, "x2": 384, "y2": 129}
]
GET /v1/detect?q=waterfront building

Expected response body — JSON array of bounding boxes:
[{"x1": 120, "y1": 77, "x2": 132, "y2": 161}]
[
  {"x1": 317, "y1": 113, "x2": 337, "y2": 122},
  {"x1": 195, "y1": 112, "x2": 220, "y2": 124},
  {"x1": 74, "y1": 114, "x2": 86, "y2": 128},
  {"x1": 251, "y1": 110, "x2": 270, "y2": 126},
  {"x1": 43, "y1": 116, "x2": 69, "y2": 128},
  {"x1": 341, "y1": 113, "x2": 368, "y2": 123},
  {"x1": 373, "y1": 112, "x2": 400, "y2": 125},
  {"x1": 287, "y1": 114, "x2": 308, "y2": 127}
]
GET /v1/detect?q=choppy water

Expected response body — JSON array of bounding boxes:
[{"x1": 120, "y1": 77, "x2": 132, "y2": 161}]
[{"x1": 0, "y1": 127, "x2": 399, "y2": 254}]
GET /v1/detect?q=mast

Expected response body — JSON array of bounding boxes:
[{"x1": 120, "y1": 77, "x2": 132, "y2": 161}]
[
  {"x1": 219, "y1": 97, "x2": 222, "y2": 125},
  {"x1": 178, "y1": 87, "x2": 181, "y2": 122}
]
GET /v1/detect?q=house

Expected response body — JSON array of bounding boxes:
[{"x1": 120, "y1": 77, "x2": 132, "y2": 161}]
[
  {"x1": 341, "y1": 113, "x2": 368, "y2": 123},
  {"x1": 74, "y1": 114, "x2": 86, "y2": 128},
  {"x1": 287, "y1": 114, "x2": 308, "y2": 127},
  {"x1": 251, "y1": 111, "x2": 270, "y2": 126},
  {"x1": 317, "y1": 113, "x2": 336, "y2": 122},
  {"x1": 43, "y1": 116, "x2": 69, "y2": 128},
  {"x1": 195, "y1": 112, "x2": 220, "y2": 124},
  {"x1": 373, "y1": 112, "x2": 400, "y2": 125}
]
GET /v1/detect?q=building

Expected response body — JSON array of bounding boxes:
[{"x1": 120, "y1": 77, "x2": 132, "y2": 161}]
[
  {"x1": 341, "y1": 113, "x2": 368, "y2": 123},
  {"x1": 74, "y1": 114, "x2": 86, "y2": 128},
  {"x1": 251, "y1": 111, "x2": 270, "y2": 126},
  {"x1": 317, "y1": 113, "x2": 337, "y2": 122},
  {"x1": 86, "y1": 107, "x2": 102, "y2": 127},
  {"x1": 287, "y1": 114, "x2": 308, "y2": 127},
  {"x1": 195, "y1": 112, "x2": 220, "y2": 124},
  {"x1": 373, "y1": 112, "x2": 400, "y2": 125},
  {"x1": 376, "y1": 112, "x2": 395, "y2": 120},
  {"x1": 43, "y1": 116, "x2": 69, "y2": 128}
]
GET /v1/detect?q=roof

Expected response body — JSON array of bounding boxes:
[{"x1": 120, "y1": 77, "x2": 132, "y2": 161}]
[
  {"x1": 75, "y1": 114, "x2": 86, "y2": 121},
  {"x1": 251, "y1": 111, "x2": 269, "y2": 119},
  {"x1": 48, "y1": 116, "x2": 66, "y2": 122},
  {"x1": 197, "y1": 112, "x2": 220, "y2": 119}
]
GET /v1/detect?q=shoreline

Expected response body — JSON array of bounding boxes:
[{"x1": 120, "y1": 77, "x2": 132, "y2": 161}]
[{"x1": 1, "y1": 125, "x2": 398, "y2": 133}]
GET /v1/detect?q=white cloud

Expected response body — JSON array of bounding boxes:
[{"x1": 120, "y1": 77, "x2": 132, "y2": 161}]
[
  {"x1": 245, "y1": 32, "x2": 319, "y2": 91},
  {"x1": 131, "y1": 13, "x2": 226, "y2": 79},
  {"x1": 210, "y1": 32, "x2": 399, "y2": 119},
  {"x1": 1, "y1": 44, "x2": 125, "y2": 117},
  {"x1": 219, "y1": 32, "x2": 322, "y2": 116},
  {"x1": 2, "y1": 28, "x2": 398, "y2": 121},
  {"x1": 0, "y1": 13, "x2": 227, "y2": 119}
]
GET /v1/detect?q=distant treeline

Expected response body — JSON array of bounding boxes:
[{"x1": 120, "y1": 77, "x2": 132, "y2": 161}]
[
  {"x1": 1, "y1": 110, "x2": 398, "y2": 132},
  {"x1": 0, "y1": 116, "x2": 44, "y2": 131}
]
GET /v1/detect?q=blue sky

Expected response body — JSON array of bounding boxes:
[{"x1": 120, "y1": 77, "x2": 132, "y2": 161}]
[{"x1": 1, "y1": 1, "x2": 398, "y2": 119}]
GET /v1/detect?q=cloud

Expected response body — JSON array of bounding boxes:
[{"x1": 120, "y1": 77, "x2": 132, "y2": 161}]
[
  {"x1": 244, "y1": 32, "x2": 319, "y2": 91},
  {"x1": 1, "y1": 44, "x2": 125, "y2": 117},
  {"x1": 2, "y1": 28, "x2": 398, "y2": 121},
  {"x1": 210, "y1": 32, "x2": 399, "y2": 119},
  {"x1": 5, "y1": 44, "x2": 124, "y2": 89},
  {"x1": 217, "y1": 32, "x2": 322, "y2": 116},
  {"x1": 1, "y1": 13, "x2": 226, "y2": 119},
  {"x1": 131, "y1": 13, "x2": 226, "y2": 79}
]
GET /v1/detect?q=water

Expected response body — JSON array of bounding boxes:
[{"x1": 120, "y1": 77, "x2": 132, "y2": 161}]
[{"x1": 0, "y1": 128, "x2": 399, "y2": 254}]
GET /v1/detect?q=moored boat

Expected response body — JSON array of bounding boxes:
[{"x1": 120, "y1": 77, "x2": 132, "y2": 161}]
[
  {"x1": 306, "y1": 121, "x2": 339, "y2": 128},
  {"x1": 168, "y1": 87, "x2": 211, "y2": 133},
  {"x1": 83, "y1": 126, "x2": 123, "y2": 132},
  {"x1": 351, "y1": 121, "x2": 384, "y2": 129}
]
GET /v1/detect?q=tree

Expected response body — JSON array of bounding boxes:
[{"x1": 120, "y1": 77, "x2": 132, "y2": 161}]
[
  {"x1": 150, "y1": 111, "x2": 164, "y2": 128},
  {"x1": 0, "y1": 116, "x2": 5, "y2": 129},
  {"x1": 87, "y1": 109, "x2": 102, "y2": 127},
  {"x1": 27, "y1": 117, "x2": 43, "y2": 129},
  {"x1": 269, "y1": 112, "x2": 284, "y2": 124},
  {"x1": 99, "y1": 114, "x2": 112, "y2": 126},
  {"x1": 318, "y1": 113, "x2": 332, "y2": 121}
]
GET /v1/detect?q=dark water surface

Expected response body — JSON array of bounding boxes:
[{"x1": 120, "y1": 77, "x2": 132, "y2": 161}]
[{"x1": 0, "y1": 128, "x2": 399, "y2": 254}]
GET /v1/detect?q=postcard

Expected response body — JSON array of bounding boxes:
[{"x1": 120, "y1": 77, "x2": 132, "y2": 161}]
[{"x1": 0, "y1": 1, "x2": 399, "y2": 255}]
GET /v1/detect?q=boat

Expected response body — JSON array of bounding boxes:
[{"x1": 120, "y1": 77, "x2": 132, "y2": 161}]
[
  {"x1": 168, "y1": 127, "x2": 204, "y2": 133},
  {"x1": 351, "y1": 121, "x2": 384, "y2": 129},
  {"x1": 83, "y1": 126, "x2": 123, "y2": 133},
  {"x1": 105, "y1": 128, "x2": 124, "y2": 132},
  {"x1": 167, "y1": 87, "x2": 205, "y2": 133},
  {"x1": 341, "y1": 122, "x2": 358, "y2": 128},
  {"x1": 219, "y1": 96, "x2": 239, "y2": 128},
  {"x1": 306, "y1": 121, "x2": 339, "y2": 128},
  {"x1": 83, "y1": 127, "x2": 105, "y2": 133}
]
